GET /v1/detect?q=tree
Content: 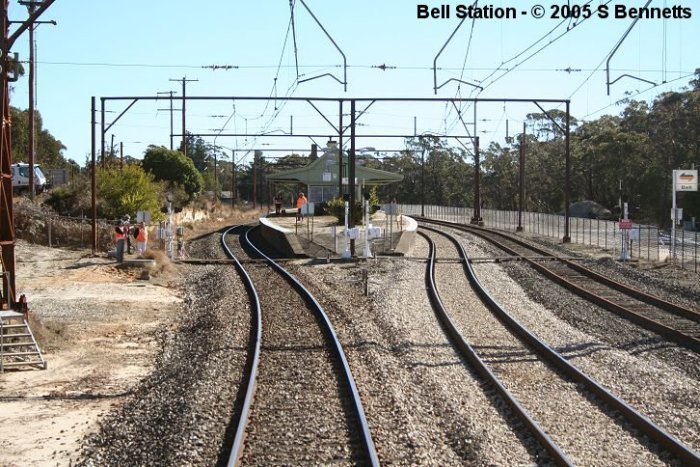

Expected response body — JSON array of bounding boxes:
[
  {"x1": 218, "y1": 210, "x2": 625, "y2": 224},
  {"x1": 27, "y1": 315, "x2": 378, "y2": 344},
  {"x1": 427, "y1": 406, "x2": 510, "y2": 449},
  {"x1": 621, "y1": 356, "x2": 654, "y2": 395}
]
[
  {"x1": 142, "y1": 145, "x2": 204, "y2": 201},
  {"x1": 179, "y1": 133, "x2": 214, "y2": 172},
  {"x1": 96, "y1": 164, "x2": 164, "y2": 221},
  {"x1": 10, "y1": 106, "x2": 68, "y2": 168}
]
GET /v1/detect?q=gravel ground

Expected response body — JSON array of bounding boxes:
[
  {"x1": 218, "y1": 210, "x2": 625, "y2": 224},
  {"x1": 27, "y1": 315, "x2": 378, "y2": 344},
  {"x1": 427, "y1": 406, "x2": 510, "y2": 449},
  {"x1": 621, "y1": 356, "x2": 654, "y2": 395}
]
[
  {"x1": 447, "y1": 227, "x2": 700, "y2": 458},
  {"x1": 223, "y1": 231, "x2": 361, "y2": 466},
  {"x1": 292, "y1": 257, "x2": 545, "y2": 465},
  {"x1": 77, "y1": 232, "x2": 251, "y2": 466},
  {"x1": 62, "y1": 220, "x2": 698, "y2": 466},
  {"x1": 423, "y1": 229, "x2": 672, "y2": 466}
]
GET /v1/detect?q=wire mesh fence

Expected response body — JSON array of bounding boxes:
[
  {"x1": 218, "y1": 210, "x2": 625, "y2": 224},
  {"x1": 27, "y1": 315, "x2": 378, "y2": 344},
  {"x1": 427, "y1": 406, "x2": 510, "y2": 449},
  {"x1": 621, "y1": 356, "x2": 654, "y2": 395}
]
[{"x1": 399, "y1": 204, "x2": 699, "y2": 273}]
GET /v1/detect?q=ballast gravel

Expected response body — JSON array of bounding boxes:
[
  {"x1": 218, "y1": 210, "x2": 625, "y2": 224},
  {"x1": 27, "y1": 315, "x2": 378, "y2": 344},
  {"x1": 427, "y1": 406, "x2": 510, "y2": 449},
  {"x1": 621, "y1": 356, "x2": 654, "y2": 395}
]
[{"x1": 72, "y1": 223, "x2": 699, "y2": 466}]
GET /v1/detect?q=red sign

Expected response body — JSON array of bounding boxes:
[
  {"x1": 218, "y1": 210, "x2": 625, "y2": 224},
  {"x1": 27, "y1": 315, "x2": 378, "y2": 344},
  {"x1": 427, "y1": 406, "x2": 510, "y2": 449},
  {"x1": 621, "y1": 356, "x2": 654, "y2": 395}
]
[{"x1": 618, "y1": 219, "x2": 633, "y2": 230}]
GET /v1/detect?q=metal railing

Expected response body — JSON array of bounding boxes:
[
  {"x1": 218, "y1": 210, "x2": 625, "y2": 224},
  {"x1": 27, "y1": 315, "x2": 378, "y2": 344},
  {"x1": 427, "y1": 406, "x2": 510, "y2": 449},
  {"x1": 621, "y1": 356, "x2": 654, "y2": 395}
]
[{"x1": 400, "y1": 204, "x2": 699, "y2": 273}]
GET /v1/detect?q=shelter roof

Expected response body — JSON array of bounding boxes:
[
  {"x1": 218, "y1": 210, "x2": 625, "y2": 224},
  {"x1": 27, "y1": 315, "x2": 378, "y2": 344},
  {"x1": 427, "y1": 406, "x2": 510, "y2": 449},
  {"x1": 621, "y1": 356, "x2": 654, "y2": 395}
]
[{"x1": 266, "y1": 152, "x2": 402, "y2": 186}]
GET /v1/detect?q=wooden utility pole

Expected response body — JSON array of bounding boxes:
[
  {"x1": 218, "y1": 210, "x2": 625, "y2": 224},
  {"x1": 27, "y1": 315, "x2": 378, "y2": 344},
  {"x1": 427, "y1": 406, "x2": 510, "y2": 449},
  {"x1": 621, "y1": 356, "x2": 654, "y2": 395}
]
[
  {"x1": 169, "y1": 77, "x2": 197, "y2": 156},
  {"x1": 0, "y1": 0, "x2": 55, "y2": 308},
  {"x1": 26, "y1": 1, "x2": 35, "y2": 199},
  {"x1": 157, "y1": 90, "x2": 177, "y2": 150},
  {"x1": 517, "y1": 122, "x2": 526, "y2": 232}
]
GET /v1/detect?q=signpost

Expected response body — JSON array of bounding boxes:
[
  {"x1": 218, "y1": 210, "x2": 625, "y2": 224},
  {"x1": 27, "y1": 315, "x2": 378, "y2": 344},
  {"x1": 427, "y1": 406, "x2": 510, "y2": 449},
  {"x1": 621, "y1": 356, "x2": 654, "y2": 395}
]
[
  {"x1": 672, "y1": 170, "x2": 698, "y2": 263},
  {"x1": 619, "y1": 202, "x2": 631, "y2": 261}
]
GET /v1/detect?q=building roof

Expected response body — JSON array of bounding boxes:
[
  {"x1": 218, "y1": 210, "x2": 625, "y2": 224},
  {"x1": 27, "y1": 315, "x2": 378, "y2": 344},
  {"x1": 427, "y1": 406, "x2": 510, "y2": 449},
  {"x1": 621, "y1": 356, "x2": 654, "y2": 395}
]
[{"x1": 266, "y1": 152, "x2": 402, "y2": 186}]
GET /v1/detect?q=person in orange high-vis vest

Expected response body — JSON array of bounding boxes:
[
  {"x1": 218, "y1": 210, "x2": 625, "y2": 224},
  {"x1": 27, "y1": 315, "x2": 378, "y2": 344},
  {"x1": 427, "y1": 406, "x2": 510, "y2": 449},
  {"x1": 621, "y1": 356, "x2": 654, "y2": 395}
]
[
  {"x1": 135, "y1": 221, "x2": 148, "y2": 254},
  {"x1": 114, "y1": 220, "x2": 126, "y2": 262},
  {"x1": 296, "y1": 192, "x2": 307, "y2": 221}
]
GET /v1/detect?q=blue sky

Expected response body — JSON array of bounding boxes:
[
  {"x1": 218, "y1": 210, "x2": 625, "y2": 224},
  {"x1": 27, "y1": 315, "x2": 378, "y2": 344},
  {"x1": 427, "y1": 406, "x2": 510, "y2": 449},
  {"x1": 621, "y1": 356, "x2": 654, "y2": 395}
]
[{"x1": 8, "y1": 0, "x2": 699, "y2": 165}]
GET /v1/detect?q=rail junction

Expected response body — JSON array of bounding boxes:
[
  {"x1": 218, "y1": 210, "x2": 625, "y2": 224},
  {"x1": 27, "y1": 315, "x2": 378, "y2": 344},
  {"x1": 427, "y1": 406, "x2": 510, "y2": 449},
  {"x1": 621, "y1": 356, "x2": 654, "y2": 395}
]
[{"x1": 70, "y1": 209, "x2": 700, "y2": 466}]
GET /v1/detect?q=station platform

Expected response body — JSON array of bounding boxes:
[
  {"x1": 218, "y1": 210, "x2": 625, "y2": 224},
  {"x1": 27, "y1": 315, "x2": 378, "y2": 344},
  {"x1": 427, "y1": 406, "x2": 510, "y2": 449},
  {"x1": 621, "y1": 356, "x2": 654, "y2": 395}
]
[{"x1": 259, "y1": 209, "x2": 416, "y2": 259}]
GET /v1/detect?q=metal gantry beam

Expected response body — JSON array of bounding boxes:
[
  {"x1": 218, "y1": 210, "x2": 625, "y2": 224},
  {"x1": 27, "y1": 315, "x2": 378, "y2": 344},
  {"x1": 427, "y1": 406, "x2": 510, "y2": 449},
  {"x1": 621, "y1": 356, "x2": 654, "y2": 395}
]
[{"x1": 97, "y1": 94, "x2": 573, "y2": 247}]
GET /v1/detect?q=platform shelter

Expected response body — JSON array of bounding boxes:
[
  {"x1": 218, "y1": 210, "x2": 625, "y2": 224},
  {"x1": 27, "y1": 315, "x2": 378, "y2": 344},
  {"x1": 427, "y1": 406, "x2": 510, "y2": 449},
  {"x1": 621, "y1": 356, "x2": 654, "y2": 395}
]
[{"x1": 266, "y1": 142, "x2": 403, "y2": 204}]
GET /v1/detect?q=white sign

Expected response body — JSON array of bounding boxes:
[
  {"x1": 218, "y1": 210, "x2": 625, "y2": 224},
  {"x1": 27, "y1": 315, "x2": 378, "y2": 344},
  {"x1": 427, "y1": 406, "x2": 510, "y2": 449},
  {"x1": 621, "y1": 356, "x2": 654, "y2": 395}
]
[
  {"x1": 671, "y1": 208, "x2": 683, "y2": 224},
  {"x1": 137, "y1": 211, "x2": 151, "y2": 223},
  {"x1": 383, "y1": 203, "x2": 398, "y2": 215},
  {"x1": 301, "y1": 202, "x2": 315, "y2": 215},
  {"x1": 322, "y1": 171, "x2": 332, "y2": 182},
  {"x1": 674, "y1": 170, "x2": 698, "y2": 192},
  {"x1": 367, "y1": 226, "x2": 382, "y2": 239}
]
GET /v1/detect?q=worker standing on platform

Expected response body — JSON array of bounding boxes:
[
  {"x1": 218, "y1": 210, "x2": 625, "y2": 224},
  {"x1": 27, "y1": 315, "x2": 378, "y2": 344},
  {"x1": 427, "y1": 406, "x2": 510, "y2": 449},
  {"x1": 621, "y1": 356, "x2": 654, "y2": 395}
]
[
  {"x1": 135, "y1": 221, "x2": 148, "y2": 255},
  {"x1": 123, "y1": 215, "x2": 132, "y2": 254},
  {"x1": 274, "y1": 193, "x2": 283, "y2": 215},
  {"x1": 296, "y1": 192, "x2": 308, "y2": 221},
  {"x1": 114, "y1": 220, "x2": 127, "y2": 263}
]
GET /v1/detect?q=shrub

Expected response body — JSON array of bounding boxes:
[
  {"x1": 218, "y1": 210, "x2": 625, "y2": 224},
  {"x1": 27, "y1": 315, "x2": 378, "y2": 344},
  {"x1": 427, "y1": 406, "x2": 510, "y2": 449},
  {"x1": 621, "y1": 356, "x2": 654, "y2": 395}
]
[{"x1": 323, "y1": 197, "x2": 362, "y2": 224}]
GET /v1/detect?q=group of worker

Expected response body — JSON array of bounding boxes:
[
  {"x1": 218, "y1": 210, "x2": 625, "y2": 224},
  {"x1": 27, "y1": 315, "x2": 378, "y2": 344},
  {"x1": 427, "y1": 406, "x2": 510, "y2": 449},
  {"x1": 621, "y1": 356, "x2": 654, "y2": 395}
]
[
  {"x1": 114, "y1": 192, "x2": 309, "y2": 262},
  {"x1": 114, "y1": 215, "x2": 149, "y2": 263},
  {"x1": 273, "y1": 192, "x2": 308, "y2": 221}
]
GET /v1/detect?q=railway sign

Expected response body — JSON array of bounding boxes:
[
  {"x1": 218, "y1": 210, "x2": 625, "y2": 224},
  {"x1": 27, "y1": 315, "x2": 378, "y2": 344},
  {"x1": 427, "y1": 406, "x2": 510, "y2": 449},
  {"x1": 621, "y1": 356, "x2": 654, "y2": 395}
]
[
  {"x1": 674, "y1": 170, "x2": 698, "y2": 192},
  {"x1": 618, "y1": 219, "x2": 633, "y2": 230}
]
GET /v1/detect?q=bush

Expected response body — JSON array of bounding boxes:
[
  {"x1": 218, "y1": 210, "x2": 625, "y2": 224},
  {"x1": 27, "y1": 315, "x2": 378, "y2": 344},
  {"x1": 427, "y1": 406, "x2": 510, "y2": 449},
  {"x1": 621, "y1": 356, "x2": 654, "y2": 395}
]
[
  {"x1": 323, "y1": 197, "x2": 362, "y2": 224},
  {"x1": 44, "y1": 181, "x2": 92, "y2": 217},
  {"x1": 369, "y1": 186, "x2": 381, "y2": 215}
]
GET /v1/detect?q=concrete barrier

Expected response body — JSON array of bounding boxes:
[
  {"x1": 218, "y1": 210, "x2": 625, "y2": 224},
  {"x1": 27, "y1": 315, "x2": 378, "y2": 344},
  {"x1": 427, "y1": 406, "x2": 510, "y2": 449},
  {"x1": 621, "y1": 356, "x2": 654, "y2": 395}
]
[
  {"x1": 259, "y1": 217, "x2": 306, "y2": 257},
  {"x1": 393, "y1": 215, "x2": 418, "y2": 256}
]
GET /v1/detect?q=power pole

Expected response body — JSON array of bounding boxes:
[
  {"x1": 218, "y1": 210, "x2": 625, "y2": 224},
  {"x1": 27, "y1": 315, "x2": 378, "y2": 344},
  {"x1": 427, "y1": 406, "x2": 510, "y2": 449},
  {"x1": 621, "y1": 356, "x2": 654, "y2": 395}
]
[
  {"x1": 252, "y1": 157, "x2": 257, "y2": 209},
  {"x1": 26, "y1": 1, "x2": 35, "y2": 199},
  {"x1": 169, "y1": 77, "x2": 197, "y2": 156},
  {"x1": 18, "y1": 1, "x2": 54, "y2": 201},
  {"x1": 517, "y1": 122, "x2": 526, "y2": 232},
  {"x1": 231, "y1": 149, "x2": 236, "y2": 208},
  {"x1": 110, "y1": 134, "x2": 115, "y2": 164},
  {"x1": 157, "y1": 90, "x2": 177, "y2": 150},
  {"x1": 1, "y1": 0, "x2": 56, "y2": 308}
]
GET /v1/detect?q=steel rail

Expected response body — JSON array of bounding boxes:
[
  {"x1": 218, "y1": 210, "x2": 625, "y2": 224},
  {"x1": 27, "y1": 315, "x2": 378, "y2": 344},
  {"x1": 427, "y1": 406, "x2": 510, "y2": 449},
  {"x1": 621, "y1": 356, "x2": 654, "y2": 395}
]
[
  {"x1": 417, "y1": 230, "x2": 573, "y2": 466},
  {"x1": 221, "y1": 225, "x2": 263, "y2": 467},
  {"x1": 419, "y1": 218, "x2": 700, "y2": 352},
  {"x1": 240, "y1": 226, "x2": 380, "y2": 467},
  {"x1": 421, "y1": 223, "x2": 700, "y2": 465},
  {"x1": 464, "y1": 221, "x2": 699, "y2": 322}
]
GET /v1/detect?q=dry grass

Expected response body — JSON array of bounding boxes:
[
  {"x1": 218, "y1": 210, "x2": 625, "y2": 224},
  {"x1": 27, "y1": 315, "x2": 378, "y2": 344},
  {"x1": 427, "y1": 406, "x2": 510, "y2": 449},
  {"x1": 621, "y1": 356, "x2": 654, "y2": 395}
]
[
  {"x1": 140, "y1": 249, "x2": 177, "y2": 278},
  {"x1": 27, "y1": 310, "x2": 70, "y2": 351}
]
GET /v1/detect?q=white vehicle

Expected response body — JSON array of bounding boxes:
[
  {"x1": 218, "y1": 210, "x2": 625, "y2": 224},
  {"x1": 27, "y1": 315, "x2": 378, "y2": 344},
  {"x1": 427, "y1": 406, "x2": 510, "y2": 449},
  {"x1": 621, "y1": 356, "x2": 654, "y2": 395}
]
[{"x1": 12, "y1": 162, "x2": 47, "y2": 193}]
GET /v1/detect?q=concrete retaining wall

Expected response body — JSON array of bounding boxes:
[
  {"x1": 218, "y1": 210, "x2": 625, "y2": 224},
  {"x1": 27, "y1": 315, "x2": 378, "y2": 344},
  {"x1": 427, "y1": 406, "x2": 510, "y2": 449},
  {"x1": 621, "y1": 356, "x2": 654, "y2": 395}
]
[{"x1": 259, "y1": 217, "x2": 306, "y2": 257}]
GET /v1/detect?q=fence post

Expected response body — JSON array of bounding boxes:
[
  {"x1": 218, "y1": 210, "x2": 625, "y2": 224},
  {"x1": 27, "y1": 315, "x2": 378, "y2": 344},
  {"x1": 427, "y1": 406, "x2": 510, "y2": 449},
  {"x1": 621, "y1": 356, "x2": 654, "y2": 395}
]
[
  {"x1": 637, "y1": 225, "x2": 641, "y2": 259},
  {"x1": 48, "y1": 217, "x2": 52, "y2": 248},
  {"x1": 557, "y1": 215, "x2": 560, "y2": 238},
  {"x1": 605, "y1": 221, "x2": 608, "y2": 250},
  {"x1": 681, "y1": 229, "x2": 686, "y2": 269},
  {"x1": 647, "y1": 226, "x2": 650, "y2": 262}
]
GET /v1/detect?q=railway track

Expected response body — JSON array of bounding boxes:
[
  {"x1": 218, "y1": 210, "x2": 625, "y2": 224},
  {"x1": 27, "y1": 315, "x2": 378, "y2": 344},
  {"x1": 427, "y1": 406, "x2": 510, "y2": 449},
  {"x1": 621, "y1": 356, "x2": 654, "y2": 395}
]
[
  {"x1": 221, "y1": 225, "x2": 378, "y2": 466},
  {"x1": 419, "y1": 217, "x2": 700, "y2": 352},
  {"x1": 419, "y1": 225, "x2": 700, "y2": 465}
]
